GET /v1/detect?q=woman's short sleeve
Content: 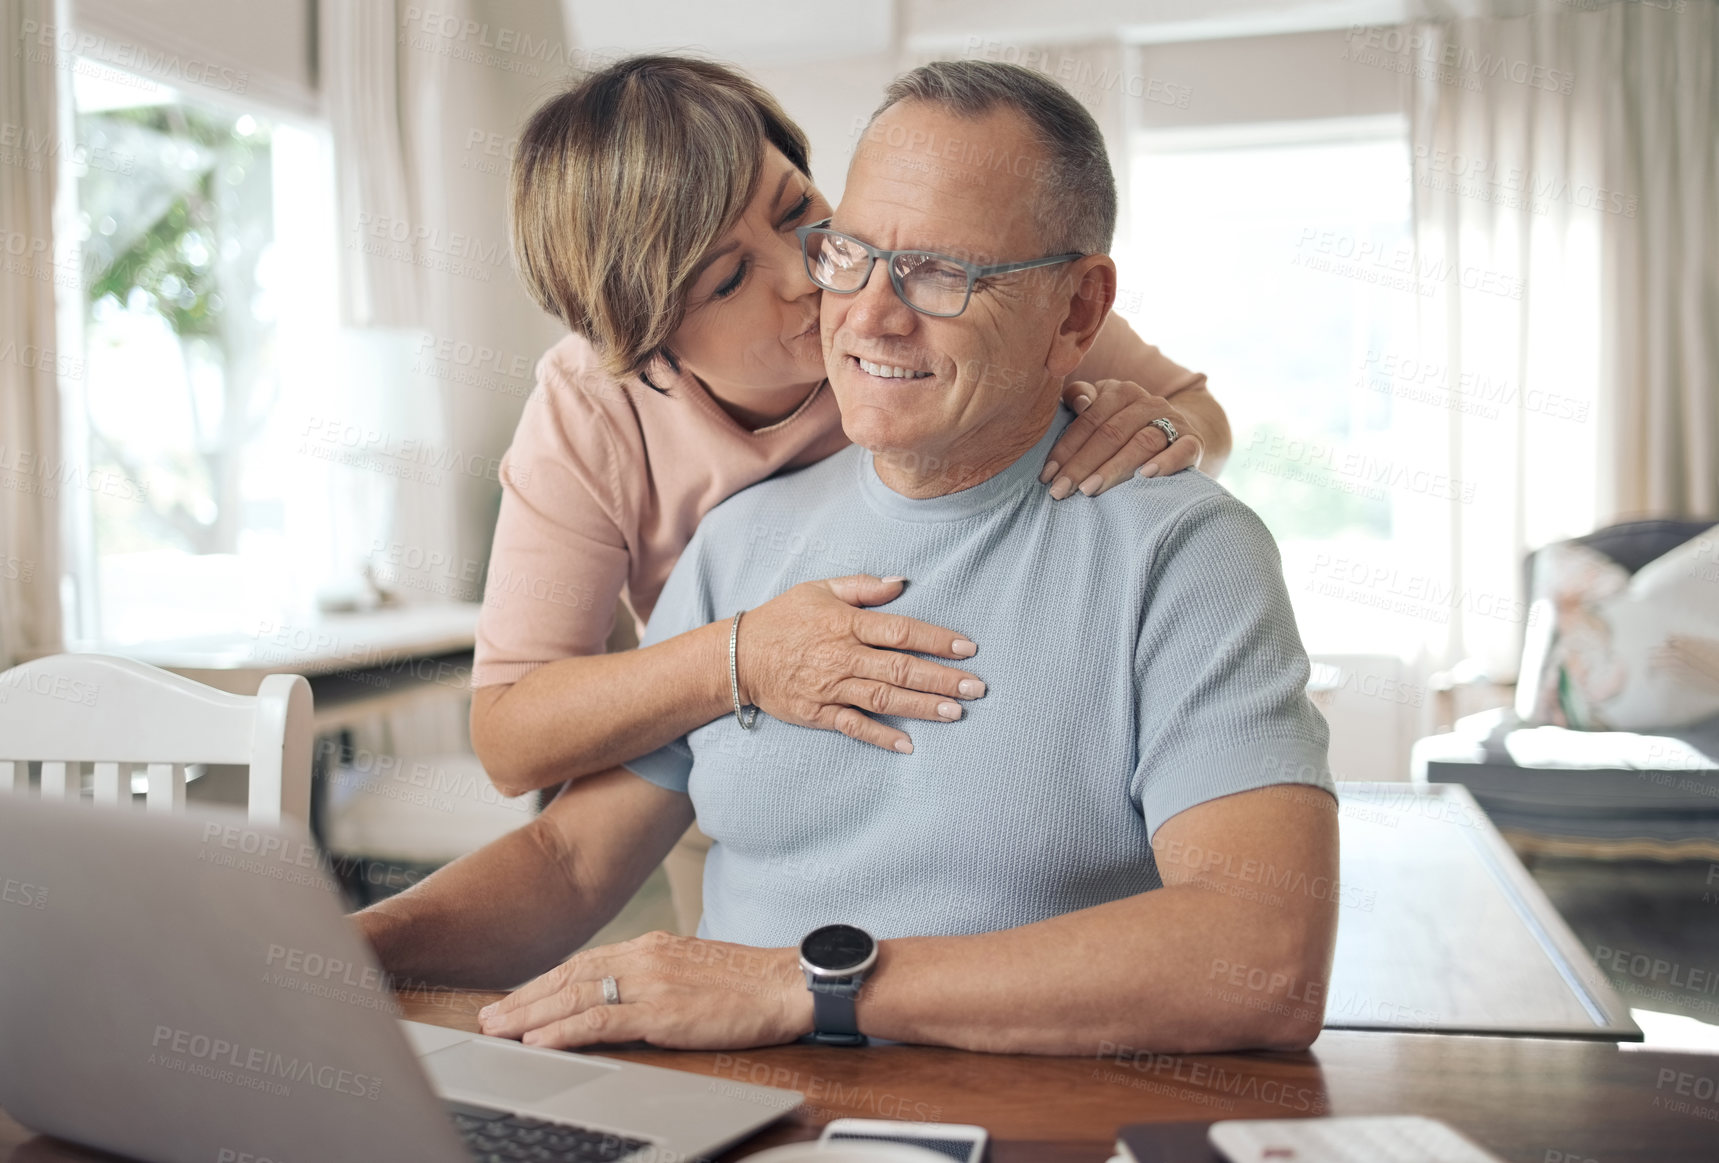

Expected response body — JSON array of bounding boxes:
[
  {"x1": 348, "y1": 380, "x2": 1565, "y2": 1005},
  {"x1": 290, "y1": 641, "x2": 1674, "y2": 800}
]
[{"x1": 1072, "y1": 313, "x2": 1208, "y2": 397}]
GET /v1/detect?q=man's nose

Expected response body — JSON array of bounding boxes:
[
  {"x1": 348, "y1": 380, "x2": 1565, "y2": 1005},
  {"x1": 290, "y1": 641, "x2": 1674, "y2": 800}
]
[{"x1": 843, "y1": 259, "x2": 917, "y2": 338}]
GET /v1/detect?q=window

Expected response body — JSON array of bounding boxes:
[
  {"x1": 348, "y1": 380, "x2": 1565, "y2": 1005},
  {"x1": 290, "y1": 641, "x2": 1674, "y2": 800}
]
[
  {"x1": 64, "y1": 64, "x2": 340, "y2": 645},
  {"x1": 1119, "y1": 118, "x2": 1433, "y2": 654},
  {"x1": 1119, "y1": 115, "x2": 1600, "y2": 662}
]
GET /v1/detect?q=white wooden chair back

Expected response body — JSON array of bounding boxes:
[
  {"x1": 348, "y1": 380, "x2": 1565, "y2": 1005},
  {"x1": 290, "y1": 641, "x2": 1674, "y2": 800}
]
[{"x1": 0, "y1": 654, "x2": 312, "y2": 827}]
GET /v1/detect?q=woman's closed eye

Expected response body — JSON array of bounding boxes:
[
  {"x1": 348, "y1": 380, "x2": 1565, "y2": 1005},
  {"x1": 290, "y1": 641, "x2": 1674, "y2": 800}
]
[
  {"x1": 712, "y1": 261, "x2": 747, "y2": 301},
  {"x1": 780, "y1": 192, "x2": 813, "y2": 228},
  {"x1": 709, "y1": 192, "x2": 816, "y2": 302}
]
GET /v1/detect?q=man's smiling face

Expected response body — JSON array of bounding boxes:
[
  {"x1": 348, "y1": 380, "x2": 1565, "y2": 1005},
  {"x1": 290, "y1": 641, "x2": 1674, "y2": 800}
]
[{"x1": 821, "y1": 100, "x2": 1083, "y2": 487}]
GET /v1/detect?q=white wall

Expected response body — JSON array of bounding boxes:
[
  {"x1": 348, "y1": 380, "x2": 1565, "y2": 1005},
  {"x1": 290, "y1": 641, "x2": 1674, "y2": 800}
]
[
  {"x1": 904, "y1": 0, "x2": 1413, "y2": 50},
  {"x1": 748, "y1": 53, "x2": 900, "y2": 204},
  {"x1": 563, "y1": 0, "x2": 892, "y2": 66},
  {"x1": 1132, "y1": 26, "x2": 1405, "y2": 129},
  {"x1": 74, "y1": 0, "x2": 317, "y2": 114}
]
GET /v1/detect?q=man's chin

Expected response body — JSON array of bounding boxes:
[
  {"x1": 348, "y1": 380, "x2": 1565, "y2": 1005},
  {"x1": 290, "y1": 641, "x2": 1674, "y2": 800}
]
[
  {"x1": 838, "y1": 405, "x2": 929, "y2": 457},
  {"x1": 833, "y1": 374, "x2": 937, "y2": 419}
]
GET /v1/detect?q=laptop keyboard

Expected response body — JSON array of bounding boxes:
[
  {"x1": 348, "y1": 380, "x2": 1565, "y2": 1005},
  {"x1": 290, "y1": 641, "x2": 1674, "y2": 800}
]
[{"x1": 446, "y1": 1099, "x2": 651, "y2": 1162}]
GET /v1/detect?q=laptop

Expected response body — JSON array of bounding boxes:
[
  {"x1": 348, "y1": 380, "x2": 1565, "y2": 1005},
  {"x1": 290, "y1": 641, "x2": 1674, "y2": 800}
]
[{"x1": 0, "y1": 794, "x2": 803, "y2": 1162}]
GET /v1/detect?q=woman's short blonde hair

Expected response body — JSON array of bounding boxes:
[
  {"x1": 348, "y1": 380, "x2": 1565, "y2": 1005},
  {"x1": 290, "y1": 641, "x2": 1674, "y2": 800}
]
[{"x1": 510, "y1": 55, "x2": 811, "y2": 387}]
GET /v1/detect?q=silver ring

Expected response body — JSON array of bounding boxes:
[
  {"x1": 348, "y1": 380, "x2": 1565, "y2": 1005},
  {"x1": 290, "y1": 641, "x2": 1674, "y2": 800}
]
[
  {"x1": 1149, "y1": 416, "x2": 1179, "y2": 444},
  {"x1": 601, "y1": 975, "x2": 620, "y2": 1006}
]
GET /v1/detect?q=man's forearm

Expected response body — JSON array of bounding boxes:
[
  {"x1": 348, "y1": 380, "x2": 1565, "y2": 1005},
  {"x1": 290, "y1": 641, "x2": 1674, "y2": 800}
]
[
  {"x1": 354, "y1": 818, "x2": 598, "y2": 991},
  {"x1": 853, "y1": 884, "x2": 1329, "y2": 1056},
  {"x1": 354, "y1": 766, "x2": 696, "y2": 992},
  {"x1": 853, "y1": 787, "x2": 1337, "y2": 1055}
]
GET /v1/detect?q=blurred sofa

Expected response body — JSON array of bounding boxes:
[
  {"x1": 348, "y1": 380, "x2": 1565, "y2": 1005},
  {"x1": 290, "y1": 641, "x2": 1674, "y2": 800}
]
[{"x1": 1412, "y1": 519, "x2": 1719, "y2": 859}]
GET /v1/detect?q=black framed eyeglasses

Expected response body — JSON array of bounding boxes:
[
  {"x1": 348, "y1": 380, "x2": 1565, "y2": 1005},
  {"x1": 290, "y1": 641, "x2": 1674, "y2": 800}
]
[{"x1": 794, "y1": 218, "x2": 1083, "y2": 318}]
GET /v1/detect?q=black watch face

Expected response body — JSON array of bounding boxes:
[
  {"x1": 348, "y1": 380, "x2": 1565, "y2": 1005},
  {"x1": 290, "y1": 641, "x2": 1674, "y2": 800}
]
[{"x1": 801, "y1": 924, "x2": 874, "y2": 973}]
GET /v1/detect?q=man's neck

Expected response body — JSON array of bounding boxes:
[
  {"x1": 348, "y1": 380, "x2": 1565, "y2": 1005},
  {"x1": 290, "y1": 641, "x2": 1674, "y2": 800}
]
[{"x1": 871, "y1": 395, "x2": 1060, "y2": 499}]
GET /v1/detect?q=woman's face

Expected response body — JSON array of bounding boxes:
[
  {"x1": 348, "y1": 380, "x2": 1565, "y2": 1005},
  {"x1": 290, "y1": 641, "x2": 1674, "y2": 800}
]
[{"x1": 666, "y1": 146, "x2": 832, "y2": 416}]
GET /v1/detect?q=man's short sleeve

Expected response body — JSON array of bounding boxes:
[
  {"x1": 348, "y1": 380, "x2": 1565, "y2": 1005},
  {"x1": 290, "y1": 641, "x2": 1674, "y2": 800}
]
[
  {"x1": 620, "y1": 526, "x2": 720, "y2": 795},
  {"x1": 1131, "y1": 494, "x2": 1334, "y2": 838}
]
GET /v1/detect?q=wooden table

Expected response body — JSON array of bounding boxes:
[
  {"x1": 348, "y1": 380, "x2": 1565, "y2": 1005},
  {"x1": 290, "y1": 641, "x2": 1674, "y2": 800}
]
[{"x1": 5, "y1": 987, "x2": 1716, "y2": 1163}]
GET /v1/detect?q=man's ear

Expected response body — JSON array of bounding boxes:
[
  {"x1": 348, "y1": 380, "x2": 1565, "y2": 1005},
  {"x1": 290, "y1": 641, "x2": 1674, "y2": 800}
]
[{"x1": 1045, "y1": 255, "x2": 1117, "y2": 380}]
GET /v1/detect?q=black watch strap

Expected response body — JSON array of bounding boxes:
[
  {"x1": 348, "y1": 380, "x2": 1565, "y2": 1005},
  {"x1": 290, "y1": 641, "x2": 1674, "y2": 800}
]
[{"x1": 803, "y1": 978, "x2": 868, "y2": 1046}]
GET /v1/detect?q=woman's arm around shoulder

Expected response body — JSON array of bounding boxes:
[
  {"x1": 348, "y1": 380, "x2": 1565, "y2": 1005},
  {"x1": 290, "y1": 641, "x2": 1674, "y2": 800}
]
[{"x1": 1047, "y1": 313, "x2": 1233, "y2": 496}]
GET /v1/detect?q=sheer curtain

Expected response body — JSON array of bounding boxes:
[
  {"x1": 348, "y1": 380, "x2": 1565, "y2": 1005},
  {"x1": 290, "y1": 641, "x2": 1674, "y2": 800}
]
[
  {"x1": 322, "y1": 0, "x2": 423, "y2": 330},
  {"x1": 318, "y1": 0, "x2": 450, "y2": 605},
  {"x1": 0, "y1": 0, "x2": 67, "y2": 669},
  {"x1": 319, "y1": 0, "x2": 565, "y2": 601},
  {"x1": 1599, "y1": 0, "x2": 1719, "y2": 520},
  {"x1": 1404, "y1": 0, "x2": 1718, "y2": 675}
]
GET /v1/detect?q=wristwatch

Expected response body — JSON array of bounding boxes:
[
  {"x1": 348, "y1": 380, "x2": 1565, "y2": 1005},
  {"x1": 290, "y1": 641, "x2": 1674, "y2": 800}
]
[{"x1": 798, "y1": 924, "x2": 877, "y2": 1046}]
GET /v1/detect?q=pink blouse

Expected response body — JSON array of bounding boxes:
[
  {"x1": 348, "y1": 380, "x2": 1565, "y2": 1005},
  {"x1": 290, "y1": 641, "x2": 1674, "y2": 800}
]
[{"x1": 471, "y1": 313, "x2": 1205, "y2": 687}]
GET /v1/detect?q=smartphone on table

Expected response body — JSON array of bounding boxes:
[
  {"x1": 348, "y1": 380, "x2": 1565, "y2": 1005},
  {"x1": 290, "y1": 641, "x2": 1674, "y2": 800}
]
[{"x1": 820, "y1": 1118, "x2": 988, "y2": 1163}]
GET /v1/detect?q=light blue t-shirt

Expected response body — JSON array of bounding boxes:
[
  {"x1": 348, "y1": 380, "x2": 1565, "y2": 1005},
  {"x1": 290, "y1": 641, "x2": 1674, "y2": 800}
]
[{"x1": 624, "y1": 401, "x2": 1333, "y2": 947}]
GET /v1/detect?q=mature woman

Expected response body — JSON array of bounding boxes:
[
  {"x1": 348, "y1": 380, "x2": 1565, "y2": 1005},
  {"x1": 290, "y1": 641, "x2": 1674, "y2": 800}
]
[{"x1": 471, "y1": 56, "x2": 1232, "y2": 930}]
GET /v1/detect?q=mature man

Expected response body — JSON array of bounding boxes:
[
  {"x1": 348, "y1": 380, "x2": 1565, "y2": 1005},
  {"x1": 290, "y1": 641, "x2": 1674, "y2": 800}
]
[{"x1": 360, "y1": 60, "x2": 1338, "y2": 1057}]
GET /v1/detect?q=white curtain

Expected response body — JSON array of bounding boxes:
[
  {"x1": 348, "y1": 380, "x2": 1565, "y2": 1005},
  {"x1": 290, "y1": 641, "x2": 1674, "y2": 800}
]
[
  {"x1": 0, "y1": 0, "x2": 67, "y2": 669},
  {"x1": 1598, "y1": 1, "x2": 1719, "y2": 520},
  {"x1": 322, "y1": 0, "x2": 423, "y2": 329},
  {"x1": 317, "y1": 0, "x2": 447, "y2": 604},
  {"x1": 1404, "y1": 0, "x2": 1719, "y2": 674},
  {"x1": 318, "y1": 0, "x2": 564, "y2": 598}
]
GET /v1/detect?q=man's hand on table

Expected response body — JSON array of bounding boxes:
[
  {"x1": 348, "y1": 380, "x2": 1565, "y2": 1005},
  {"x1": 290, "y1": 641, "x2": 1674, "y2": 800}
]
[{"x1": 476, "y1": 930, "x2": 814, "y2": 1051}]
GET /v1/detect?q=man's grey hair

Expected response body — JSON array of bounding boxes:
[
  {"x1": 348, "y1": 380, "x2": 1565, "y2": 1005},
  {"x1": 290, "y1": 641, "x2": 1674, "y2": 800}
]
[{"x1": 867, "y1": 59, "x2": 1116, "y2": 255}]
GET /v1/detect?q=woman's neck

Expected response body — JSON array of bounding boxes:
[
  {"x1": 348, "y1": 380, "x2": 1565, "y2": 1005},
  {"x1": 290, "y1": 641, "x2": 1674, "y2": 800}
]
[{"x1": 703, "y1": 379, "x2": 824, "y2": 432}]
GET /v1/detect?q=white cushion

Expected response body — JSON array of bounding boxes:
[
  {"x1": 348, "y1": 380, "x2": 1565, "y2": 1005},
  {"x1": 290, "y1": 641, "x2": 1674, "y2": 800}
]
[
  {"x1": 1591, "y1": 532, "x2": 1719, "y2": 729},
  {"x1": 1523, "y1": 532, "x2": 1719, "y2": 731}
]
